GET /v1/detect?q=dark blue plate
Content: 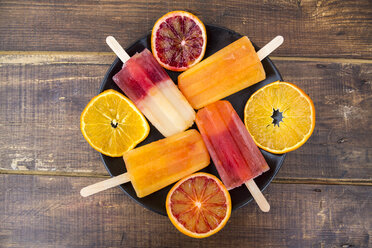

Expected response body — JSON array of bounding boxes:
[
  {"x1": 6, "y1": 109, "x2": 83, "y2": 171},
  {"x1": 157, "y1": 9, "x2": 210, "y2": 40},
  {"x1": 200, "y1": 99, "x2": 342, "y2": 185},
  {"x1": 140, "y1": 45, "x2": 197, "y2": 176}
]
[{"x1": 99, "y1": 25, "x2": 285, "y2": 216}]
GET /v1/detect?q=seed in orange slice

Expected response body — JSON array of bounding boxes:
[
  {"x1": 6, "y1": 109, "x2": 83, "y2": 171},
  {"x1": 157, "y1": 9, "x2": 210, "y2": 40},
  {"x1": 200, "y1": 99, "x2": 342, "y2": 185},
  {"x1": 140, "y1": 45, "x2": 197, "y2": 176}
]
[
  {"x1": 244, "y1": 81, "x2": 315, "y2": 154},
  {"x1": 166, "y1": 172, "x2": 231, "y2": 238},
  {"x1": 80, "y1": 89, "x2": 150, "y2": 157},
  {"x1": 151, "y1": 10, "x2": 207, "y2": 71}
]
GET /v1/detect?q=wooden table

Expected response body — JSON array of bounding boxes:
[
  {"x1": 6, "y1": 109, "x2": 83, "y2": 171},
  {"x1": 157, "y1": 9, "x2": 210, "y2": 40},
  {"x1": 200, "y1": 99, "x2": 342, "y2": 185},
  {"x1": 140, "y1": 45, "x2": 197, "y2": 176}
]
[{"x1": 1, "y1": 1, "x2": 371, "y2": 247}]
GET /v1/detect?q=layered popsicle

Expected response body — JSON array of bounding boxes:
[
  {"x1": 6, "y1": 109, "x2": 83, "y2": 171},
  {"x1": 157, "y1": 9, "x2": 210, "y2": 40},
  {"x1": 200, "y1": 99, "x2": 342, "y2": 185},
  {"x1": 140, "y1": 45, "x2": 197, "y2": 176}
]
[
  {"x1": 195, "y1": 100, "x2": 269, "y2": 191},
  {"x1": 80, "y1": 129, "x2": 210, "y2": 198},
  {"x1": 113, "y1": 48, "x2": 195, "y2": 137},
  {"x1": 179, "y1": 36, "x2": 283, "y2": 109}
]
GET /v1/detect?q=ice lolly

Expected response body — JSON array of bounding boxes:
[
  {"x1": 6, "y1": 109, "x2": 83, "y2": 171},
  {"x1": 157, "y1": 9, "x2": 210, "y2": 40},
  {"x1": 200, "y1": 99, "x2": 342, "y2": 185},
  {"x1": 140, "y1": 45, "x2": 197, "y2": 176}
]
[
  {"x1": 107, "y1": 36, "x2": 195, "y2": 137},
  {"x1": 179, "y1": 36, "x2": 283, "y2": 109},
  {"x1": 80, "y1": 129, "x2": 210, "y2": 198},
  {"x1": 195, "y1": 100, "x2": 270, "y2": 212}
]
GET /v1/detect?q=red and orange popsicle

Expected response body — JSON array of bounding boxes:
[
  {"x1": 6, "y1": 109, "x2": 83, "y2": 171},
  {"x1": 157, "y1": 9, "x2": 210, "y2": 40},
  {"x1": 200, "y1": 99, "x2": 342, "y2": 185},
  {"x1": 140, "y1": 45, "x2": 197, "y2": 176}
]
[{"x1": 196, "y1": 100, "x2": 270, "y2": 212}]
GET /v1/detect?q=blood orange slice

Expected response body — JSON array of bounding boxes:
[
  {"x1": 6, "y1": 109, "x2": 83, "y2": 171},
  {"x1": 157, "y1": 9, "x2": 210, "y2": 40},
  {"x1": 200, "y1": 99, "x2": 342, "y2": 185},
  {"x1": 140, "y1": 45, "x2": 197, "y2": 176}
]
[
  {"x1": 151, "y1": 11, "x2": 207, "y2": 71},
  {"x1": 166, "y1": 173, "x2": 231, "y2": 238}
]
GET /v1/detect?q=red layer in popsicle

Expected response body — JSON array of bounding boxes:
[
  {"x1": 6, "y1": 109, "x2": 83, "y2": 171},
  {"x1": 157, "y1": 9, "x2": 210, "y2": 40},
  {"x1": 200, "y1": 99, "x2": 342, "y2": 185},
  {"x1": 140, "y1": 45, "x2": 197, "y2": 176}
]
[{"x1": 113, "y1": 49, "x2": 170, "y2": 102}]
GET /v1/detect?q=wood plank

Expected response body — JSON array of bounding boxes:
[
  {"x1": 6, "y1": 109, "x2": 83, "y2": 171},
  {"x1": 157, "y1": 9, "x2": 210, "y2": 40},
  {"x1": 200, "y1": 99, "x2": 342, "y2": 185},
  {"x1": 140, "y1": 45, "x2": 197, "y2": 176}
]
[
  {"x1": 274, "y1": 58, "x2": 372, "y2": 180},
  {"x1": 0, "y1": 0, "x2": 371, "y2": 58},
  {"x1": 0, "y1": 54, "x2": 113, "y2": 174},
  {"x1": 0, "y1": 174, "x2": 370, "y2": 247},
  {"x1": 1, "y1": 54, "x2": 371, "y2": 180}
]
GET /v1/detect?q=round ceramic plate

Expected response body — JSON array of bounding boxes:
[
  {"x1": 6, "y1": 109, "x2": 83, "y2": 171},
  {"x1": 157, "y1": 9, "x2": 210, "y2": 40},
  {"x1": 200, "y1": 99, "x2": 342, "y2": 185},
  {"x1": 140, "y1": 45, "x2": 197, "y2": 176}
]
[{"x1": 99, "y1": 25, "x2": 285, "y2": 216}]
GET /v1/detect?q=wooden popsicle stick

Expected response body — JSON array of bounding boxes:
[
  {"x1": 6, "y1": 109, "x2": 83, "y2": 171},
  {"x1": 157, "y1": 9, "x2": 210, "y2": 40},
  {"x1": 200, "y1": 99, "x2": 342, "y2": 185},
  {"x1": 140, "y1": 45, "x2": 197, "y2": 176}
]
[
  {"x1": 244, "y1": 38, "x2": 281, "y2": 211},
  {"x1": 256, "y1": 35, "x2": 284, "y2": 61},
  {"x1": 80, "y1": 173, "x2": 131, "y2": 197},
  {"x1": 106, "y1": 36, "x2": 131, "y2": 63},
  {"x1": 244, "y1": 179, "x2": 270, "y2": 212}
]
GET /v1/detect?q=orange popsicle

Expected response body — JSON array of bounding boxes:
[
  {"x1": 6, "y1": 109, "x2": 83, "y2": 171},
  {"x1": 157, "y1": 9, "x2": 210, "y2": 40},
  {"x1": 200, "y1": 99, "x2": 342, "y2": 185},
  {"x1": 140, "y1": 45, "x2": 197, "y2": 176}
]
[
  {"x1": 80, "y1": 130, "x2": 210, "y2": 198},
  {"x1": 179, "y1": 36, "x2": 283, "y2": 109},
  {"x1": 124, "y1": 129, "x2": 210, "y2": 197}
]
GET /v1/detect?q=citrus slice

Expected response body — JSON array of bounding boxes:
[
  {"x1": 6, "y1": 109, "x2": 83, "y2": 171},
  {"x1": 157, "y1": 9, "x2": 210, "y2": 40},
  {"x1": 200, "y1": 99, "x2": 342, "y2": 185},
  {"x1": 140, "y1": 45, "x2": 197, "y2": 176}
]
[
  {"x1": 151, "y1": 10, "x2": 207, "y2": 71},
  {"x1": 80, "y1": 89, "x2": 149, "y2": 157},
  {"x1": 244, "y1": 81, "x2": 315, "y2": 154},
  {"x1": 166, "y1": 172, "x2": 231, "y2": 238}
]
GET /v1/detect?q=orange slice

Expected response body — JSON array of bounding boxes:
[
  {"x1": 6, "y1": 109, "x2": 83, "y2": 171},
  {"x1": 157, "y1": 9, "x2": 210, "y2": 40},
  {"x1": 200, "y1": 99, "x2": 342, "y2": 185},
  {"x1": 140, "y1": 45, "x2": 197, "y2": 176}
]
[
  {"x1": 151, "y1": 10, "x2": 207, "y2": 71},
  {"x1": 80, "y1": 89, "x2": 149, "y2": 157},
  {"x1": 244, "y1": 81, "x2": 315, "y2": 154},
  {"x1": 166, "y1": 173, "x2": 231, "y2": 238}
]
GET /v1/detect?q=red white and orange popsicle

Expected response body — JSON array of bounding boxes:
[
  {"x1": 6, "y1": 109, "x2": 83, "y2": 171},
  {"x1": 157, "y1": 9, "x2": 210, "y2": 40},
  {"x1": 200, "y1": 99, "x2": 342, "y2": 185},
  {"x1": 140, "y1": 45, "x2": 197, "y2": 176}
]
[{"x1": 107, "y1": 36, "x2": 195, "y2": 137}]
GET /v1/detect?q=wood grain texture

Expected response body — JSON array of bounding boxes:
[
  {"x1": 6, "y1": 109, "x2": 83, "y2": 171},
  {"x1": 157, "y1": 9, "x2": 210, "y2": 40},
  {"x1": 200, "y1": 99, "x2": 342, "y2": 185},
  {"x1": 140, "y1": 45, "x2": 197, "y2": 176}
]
[
  {"x1": 1, "y1": 1, "x2": 371, "y2": 247},
  {"x1": 0, "y1": 174, "x2": 370, "y2": 248},
  {"x1": 1, "y1": 54, "x2": 371, "y2": 180},
  {"x1": 1, "y1": 0, "x2": 371, "y2": 58},
  {"x1": 274, "y1": 58, "x2": 372, "y2": 180},
  {"x1": 0, "y1": 54, "x2": 113, "y2": 174}
]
